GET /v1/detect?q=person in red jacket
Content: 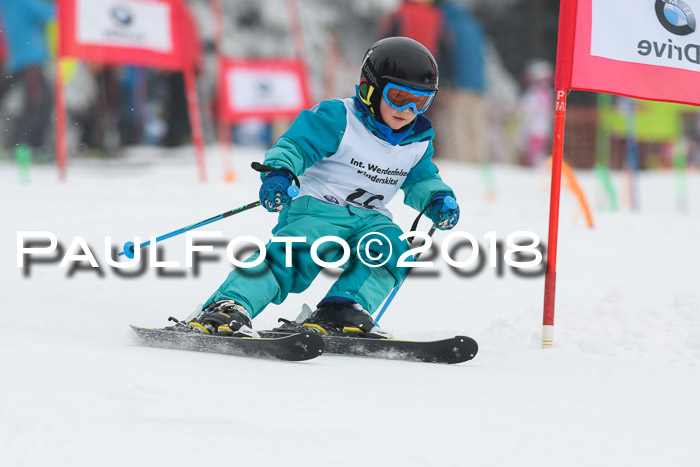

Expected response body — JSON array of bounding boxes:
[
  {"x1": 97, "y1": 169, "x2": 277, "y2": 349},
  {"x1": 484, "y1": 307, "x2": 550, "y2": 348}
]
[{"x1": 377, "y1": 0, "x2": 443, "y2": 58}]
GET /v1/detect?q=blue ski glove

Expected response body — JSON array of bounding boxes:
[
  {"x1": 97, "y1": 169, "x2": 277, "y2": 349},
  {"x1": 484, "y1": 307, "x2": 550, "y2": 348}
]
[
  {"x1": 428, "y1": 192, "x2": 460, "y2": 230},
  {"x1": 259, "y1": 170, "x2": 297, "y2": 212}
]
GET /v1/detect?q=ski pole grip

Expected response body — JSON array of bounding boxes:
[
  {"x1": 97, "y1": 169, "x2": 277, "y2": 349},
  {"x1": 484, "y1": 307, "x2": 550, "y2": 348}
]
[
  {"x1": 251, "y1": 162, "x2": 301, "y2": 198},
  {"x1": 444, "y1": 196, "x2": 457, "y2": 210}
]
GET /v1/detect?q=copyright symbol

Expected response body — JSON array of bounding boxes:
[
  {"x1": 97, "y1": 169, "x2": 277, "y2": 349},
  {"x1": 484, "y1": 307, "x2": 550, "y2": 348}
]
[{"x1": 356, "y1": 231, "x2": 392, "y2": 268}]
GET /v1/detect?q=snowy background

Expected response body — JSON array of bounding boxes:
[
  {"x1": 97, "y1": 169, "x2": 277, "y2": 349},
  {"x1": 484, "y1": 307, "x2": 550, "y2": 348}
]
[{"x1": 2, "y1": 147, "x2": 699, "y2": 466}]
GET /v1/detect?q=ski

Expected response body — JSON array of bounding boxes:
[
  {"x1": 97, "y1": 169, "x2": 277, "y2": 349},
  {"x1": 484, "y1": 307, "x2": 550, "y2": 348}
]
[
  {"x1": 130, "y1": 325, "x2": 325, "y2": 362},
  {"x1": 259, "y1": 329, "x2": 478, "y2": 364}
]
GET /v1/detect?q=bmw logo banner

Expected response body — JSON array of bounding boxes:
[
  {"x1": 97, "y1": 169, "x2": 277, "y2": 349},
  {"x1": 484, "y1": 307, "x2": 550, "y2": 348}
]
[
  {"x1": 58, "y1": 0, "x2": 197, "y2": 71},
  {"x1": 217, "y1": 58, "x2": 312, "y2": 123},
  {"x1": 556, "y1": 0, "x2": 700, "y2": 106}
]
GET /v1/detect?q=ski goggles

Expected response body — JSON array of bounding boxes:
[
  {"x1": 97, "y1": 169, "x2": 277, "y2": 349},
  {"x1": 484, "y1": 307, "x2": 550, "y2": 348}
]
[{"x1": 382, "y1": 82, "x2": 436, "y2": 114}]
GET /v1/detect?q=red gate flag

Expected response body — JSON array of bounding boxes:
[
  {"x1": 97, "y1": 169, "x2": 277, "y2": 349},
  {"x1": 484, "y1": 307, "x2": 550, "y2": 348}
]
[
  {"x1": 217, "y1": 57, "x2": 311, "y2": 123},
  {"x1": 543, "y1": 0, "x2": 700, "y2": 347},
  {"x1": 56, "y1": 0, "x2": 206, "y2": 181},
  {"x1": 59, "y1": 0, "x2": 192, "y2": 70},
  {"x1": 556, "y1": 0, "x2": 700, "y2": 105}
]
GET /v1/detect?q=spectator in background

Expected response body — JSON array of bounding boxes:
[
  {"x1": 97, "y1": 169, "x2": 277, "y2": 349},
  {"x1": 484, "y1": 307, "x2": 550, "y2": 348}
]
[
  {"x1": 118, "y1": 66, "x2": 147, "y2": 147},
  {"x1": 432, "y1": 0, "x2": 486, "y2": 163},
  {"x1": 377, "y1": 0, "x2": 443, "y2": 57},
  {"x1": 74, "y1": 65, "x2": 145, "y2": 155},
  {"x1": 0, "y1": 11, "x2": 6, "y2": 91},
  {"x1": 162, "y1": 71, "x2": 190, "y2": 148},
  {"x1": 0, "y1": 13, "x2": 6, "y2": 159},
  {"x1": 77, "y1": 65, "x2": 121, "y2": 154},
  {"x1": 518, "y1": 59, "x2": 554, "y2": 167},
  {"x1": 0, "y1": 0, "x2": 55, "y2": 156}
]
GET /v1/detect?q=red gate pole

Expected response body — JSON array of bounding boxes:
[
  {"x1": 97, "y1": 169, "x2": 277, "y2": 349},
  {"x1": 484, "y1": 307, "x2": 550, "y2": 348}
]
[
  {"x1": 542, "y1": 89, "x2": 568, "y2": 348},
  {"x1": 183, "y1": 67, "x2": 207, "y2": 182},
  {"x1": 210, "y1": 1, "x2": 235, "y2": 182},
  {"x1": 285, "y1": 0, "x2": 313, "y2": 102},
  {"x1": 55, "y1": 58, "x2": 67, "y2": 182},
  {"x1": 211, "y1": 0, "x2": 223, "y2": 48},
  {"x1": 285, "y1": 0, "x2": 305, "y2": 59}
]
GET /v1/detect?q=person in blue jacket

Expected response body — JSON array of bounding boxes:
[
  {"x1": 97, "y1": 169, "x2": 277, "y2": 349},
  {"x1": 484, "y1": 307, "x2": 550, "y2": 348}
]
[
  {"x1": 0, "y1": 0, "x2": 55, "y2": 150},
  {"x1": 185, "y1": 37, "x2": 460, "y2": 338}
]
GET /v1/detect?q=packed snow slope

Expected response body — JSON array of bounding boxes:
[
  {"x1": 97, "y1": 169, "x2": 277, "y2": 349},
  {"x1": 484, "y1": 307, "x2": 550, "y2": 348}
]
[{"x1": 1, "y1": 147, "x2": 699, "y2": 467}]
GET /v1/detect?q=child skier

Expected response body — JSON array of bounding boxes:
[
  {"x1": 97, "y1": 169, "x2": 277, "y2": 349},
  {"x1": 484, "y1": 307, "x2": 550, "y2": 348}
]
[{"x1": 186, "y1": 37, "x2": 460, "y2": 338}]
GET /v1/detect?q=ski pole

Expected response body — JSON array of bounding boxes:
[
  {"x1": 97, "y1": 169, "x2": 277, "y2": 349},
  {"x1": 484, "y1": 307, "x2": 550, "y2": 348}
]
[
  {"x1": 119, "y1": 200, "x2": 262, "y2": 258},
  {"x1": 375, "y1": 196, "x2": 456, "y2": 324},
  {"x1": 119, "y1": 163, "x2": 300, "y2": 258},
  {"x1": 375, "y1": 225, "x2": 436, "y2": 324}
]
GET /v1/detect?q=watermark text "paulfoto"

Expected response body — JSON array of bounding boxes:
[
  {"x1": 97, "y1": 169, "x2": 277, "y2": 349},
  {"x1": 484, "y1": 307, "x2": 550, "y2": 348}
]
[{"x1": 17, "y1": 230, "x2": 545, "y2": 278}]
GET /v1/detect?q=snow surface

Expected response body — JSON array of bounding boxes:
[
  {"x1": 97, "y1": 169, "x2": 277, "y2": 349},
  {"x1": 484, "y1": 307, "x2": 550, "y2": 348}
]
[{"x1": 2, "y1": 147, "x2": 700, "y2": 466}]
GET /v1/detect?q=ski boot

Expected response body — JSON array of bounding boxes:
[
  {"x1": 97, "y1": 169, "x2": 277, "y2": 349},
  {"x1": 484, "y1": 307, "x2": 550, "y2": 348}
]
[
  {"x1": 187, "y1": 300, "x2": 259, "y2": 338},
  {"x1": 301, "y1": 299, "x2": 392, "y2": 339}
]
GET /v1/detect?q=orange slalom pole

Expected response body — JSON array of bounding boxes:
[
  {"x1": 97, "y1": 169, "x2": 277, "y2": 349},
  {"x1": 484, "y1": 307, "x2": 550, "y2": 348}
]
[
  {"x1": 211, "y1": 4, "x2": 235, "y2": 182},
  {"x1": 218, "y1": 110, "x2": 235, "y2": 183},
  {"x1": 547, "y1": 157, "x2": 595, "y2": 229},
  {"x1": 561, "y1": 160, "x2": 594, "y2": 228},
  {"x1": 542, "y1": 89, "x2": 568, "y2": 348},
  {"x1": 215, "y1": 56, "x2": 235, "y2": 183},
  {"x1": 183, "y1": 67, "x2": 207, "y2": 182}
]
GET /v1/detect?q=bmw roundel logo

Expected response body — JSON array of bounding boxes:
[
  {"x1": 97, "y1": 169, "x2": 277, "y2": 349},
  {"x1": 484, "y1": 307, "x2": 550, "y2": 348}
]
[
  {"x1": 656, "y1": 0, "x2": 696, "y2": 35},
  {"x1": 110, "y1": 5, "x2": 134, "y2": 27}
]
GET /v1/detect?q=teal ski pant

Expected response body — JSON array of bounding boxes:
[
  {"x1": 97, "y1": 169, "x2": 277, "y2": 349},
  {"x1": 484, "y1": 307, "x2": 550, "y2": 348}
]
[{"x1": 204, "y1": 196, "x2": 410, "y2": 318}]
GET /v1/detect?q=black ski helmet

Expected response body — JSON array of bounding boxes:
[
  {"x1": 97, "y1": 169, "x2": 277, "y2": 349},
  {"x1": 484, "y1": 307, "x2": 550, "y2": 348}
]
[{"x1": 358, "y1": 36, "x2": 439, "y2": 123}]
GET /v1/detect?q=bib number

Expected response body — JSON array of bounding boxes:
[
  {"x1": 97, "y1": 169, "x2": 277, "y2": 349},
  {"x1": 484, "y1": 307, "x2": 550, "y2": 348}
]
[{"x1": 345, "y1": 188, "x2": 384, "y2": 210}]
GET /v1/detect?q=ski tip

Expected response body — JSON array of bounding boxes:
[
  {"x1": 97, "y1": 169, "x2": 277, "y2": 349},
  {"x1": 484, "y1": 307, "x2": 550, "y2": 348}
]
[{"x1": 454, "y1": 335, "x2": 478, "y2": 363}]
